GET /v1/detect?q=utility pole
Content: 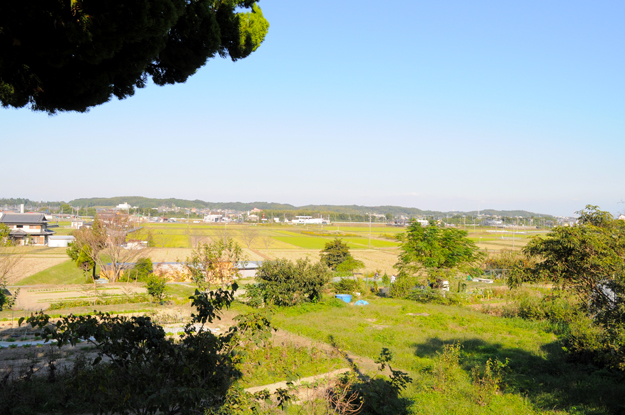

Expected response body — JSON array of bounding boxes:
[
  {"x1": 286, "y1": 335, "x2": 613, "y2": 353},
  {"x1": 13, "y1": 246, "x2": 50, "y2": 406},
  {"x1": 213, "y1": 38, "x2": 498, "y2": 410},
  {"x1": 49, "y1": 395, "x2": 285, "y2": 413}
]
[{"x1": 368, "y1": 213, "x2": 372, "y2": 249}]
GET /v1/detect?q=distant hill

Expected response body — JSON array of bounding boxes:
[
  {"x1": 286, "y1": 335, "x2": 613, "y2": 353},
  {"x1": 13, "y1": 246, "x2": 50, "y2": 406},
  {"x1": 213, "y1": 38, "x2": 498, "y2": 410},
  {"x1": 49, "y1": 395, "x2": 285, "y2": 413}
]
[{"x1": 67, "y1": 196, "x2": 553, "y2": 218}]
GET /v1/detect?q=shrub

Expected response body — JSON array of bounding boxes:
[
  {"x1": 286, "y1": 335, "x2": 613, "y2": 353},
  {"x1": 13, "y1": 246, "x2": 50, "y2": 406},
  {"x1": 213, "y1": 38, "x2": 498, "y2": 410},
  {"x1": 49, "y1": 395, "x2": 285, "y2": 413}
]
[
  {"x1": 249, "y1": 258, "x2": 331, "y2": 307},
  {"x1": 23, "y1": 286, "x2": 274, "y2": 415},
  {"x1": 146, "y1": 274, "x2": 167, "y2": 303},
  {"x1": 333, "y1": 277, "x2": 365, "y2": 295},
  {"x1": 502, "y1": 291, "x2": 578, "y2": 323},
  {"x1": 132, "y1": 257, "x2": 153, "y2": 282},
  {"x1": 563, "y1": 315, "x2": 625, "y2": 371},
  {"x1": 407, "y1": 288, "x2": 466, "y2": 306},
  {"x1": 389, "y1": 276, "x2": 419, "y2": 298},
  {"x1": 244, "y1": 283, "x2": 265, "y2": 308},
  {"x1": 471, "y1": 357, "x2": 509, "y2": 406},
  {"x1": 431, "y1": 343, "x2": 463, "y2": 391},
  {"x1": 381, "y1": 273, "x2": 390, "y2": 286}
]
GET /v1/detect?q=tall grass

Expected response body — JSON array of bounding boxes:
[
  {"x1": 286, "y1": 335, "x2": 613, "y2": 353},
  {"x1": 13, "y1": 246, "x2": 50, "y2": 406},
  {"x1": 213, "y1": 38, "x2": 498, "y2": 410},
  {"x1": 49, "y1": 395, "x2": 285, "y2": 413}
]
[{"x1": 268, "y1": 297, "x2": 625, "y2": 414}]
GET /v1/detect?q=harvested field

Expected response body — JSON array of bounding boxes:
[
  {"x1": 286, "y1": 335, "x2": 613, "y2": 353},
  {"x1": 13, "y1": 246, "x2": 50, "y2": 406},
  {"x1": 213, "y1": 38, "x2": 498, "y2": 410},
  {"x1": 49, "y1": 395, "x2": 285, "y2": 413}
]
[
  {"x1": 146, "y1": 248, "x2": 194, "y2": 263},
  {"x1": 4, "y1": 256, "x2": 69, "y2": 284},
  {"x1": 260, "y1": 248, "x2": 399, "y2": 275}
]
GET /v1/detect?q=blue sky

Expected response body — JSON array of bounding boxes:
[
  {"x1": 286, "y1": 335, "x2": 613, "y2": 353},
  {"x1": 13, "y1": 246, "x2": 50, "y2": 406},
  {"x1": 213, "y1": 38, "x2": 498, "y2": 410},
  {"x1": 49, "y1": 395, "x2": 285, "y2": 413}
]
[{"x1": 1, "y1": 0, "x2": 623, "y2": 216}]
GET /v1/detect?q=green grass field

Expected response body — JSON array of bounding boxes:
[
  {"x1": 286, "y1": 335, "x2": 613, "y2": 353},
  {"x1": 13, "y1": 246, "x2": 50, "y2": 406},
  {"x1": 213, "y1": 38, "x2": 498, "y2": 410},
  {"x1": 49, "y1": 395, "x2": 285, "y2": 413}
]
[
  {"x1": 17, "y1": 260, "x2": 88, "y2": 285},
  {"x1": 260, "y1": 297, "x2": 625, "y2": 415},
  {"x1": 137, "y1": 223, "x2": 406, "y2": 250}
]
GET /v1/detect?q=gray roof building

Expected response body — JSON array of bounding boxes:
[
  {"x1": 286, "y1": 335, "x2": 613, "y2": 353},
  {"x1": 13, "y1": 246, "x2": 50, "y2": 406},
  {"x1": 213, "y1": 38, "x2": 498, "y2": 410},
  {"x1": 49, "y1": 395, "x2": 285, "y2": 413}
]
[
  {"x1": 0, "y1": 213, "x2": 54, "y2": 246},
  {"x1": 0, "y1": 213, "x2": 48, "y2": 225}
]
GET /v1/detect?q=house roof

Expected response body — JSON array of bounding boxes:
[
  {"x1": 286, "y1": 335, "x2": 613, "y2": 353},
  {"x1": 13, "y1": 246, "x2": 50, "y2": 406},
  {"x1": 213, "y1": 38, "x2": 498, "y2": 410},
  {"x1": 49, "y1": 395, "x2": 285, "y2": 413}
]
[
  {"x1": 0, "y1": 213, "x2": 47, "y2": 225},
  {"x1": 9, "y1": 229, "x2": 55, "y2": 236}
]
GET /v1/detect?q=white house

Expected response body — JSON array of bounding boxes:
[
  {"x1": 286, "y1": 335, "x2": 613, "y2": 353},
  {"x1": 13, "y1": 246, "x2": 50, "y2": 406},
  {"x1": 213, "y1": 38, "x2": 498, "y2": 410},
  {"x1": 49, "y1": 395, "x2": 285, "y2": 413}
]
[
  {"x1": 116, "y1": 202, "x2": 132, "y2": 211},
  {"x1": 0, "y1": 213, "x2": 55, "y2": 246},
  {"x1": 203, "y1": 214, "x2": 223, "y2": 223},
  {"x1": 292, "y1": 216, "x2": 330, "y2": 225}
]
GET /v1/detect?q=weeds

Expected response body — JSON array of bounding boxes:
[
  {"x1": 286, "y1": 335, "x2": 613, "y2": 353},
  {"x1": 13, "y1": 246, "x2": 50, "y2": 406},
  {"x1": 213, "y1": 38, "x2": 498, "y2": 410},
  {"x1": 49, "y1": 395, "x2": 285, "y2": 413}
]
[
  {"x1": 431, "y1": 342, "x2": 463, "y2": 391},
  {"x1": 471, "y1": 358, "x2": 509, "y2": 406}
]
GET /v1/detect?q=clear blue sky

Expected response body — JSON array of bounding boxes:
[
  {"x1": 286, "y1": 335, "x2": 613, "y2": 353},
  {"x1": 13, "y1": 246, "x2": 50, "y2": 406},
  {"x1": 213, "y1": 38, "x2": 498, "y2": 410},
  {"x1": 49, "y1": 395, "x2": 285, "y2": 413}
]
[{"x1": 2, "y1": 0, "x2": 623, "y2": 216}]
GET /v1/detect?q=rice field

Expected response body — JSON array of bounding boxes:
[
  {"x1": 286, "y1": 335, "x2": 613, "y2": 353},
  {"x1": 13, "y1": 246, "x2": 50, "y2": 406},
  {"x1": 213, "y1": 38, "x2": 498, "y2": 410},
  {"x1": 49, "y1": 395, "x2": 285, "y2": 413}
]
[{"x1": 3, "y1": 222, "x2": 544, "y2": 285}]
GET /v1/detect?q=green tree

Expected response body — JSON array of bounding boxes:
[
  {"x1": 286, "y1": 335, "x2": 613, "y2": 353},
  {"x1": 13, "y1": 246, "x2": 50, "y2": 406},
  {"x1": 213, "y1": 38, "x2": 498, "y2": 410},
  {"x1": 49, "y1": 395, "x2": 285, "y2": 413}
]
[
  {"x1": 249, "y1": 258, "x2": 331, "y2": 306},
  {"x1": 521, "y1": 206, "x2": 625, "y2": 323},
  {"x1": 518, "y1": 205, "x2": 625, "y2": 370},
  {"x1": 60, "y1": 203, "x2": 73, "y2": 214},
  {"x1": 320, "y1": 238, "x2": 356, "y2": 270},
  {"x1": 395, "y1": 220, "x2": 483, "y2": 281},
  {"x1": 68, "y1": 218, "x2": 107, "y2": 282},
  {"x1": 76, "y1": 245, "x2": 96, "y2": 282},
  {"x1": 0, "y1": 1, "x2": 269, "y2": 113},
  {"x1": 131, "y1": 257, "x2": 154, "y2": 281},
  {"x1": 146, "y1": 274, "x2": 168, "y2": 303},
  {"x1": 335, "y1": 257, "x2": 365, "y2": 275}
]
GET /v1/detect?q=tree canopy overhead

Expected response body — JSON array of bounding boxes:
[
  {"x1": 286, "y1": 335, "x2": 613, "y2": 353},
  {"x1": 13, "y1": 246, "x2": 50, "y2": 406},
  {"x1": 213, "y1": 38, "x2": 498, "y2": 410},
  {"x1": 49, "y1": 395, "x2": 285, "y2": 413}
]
[{"x1": 0, "y1": 0, "x2": 269, "y2": 113}]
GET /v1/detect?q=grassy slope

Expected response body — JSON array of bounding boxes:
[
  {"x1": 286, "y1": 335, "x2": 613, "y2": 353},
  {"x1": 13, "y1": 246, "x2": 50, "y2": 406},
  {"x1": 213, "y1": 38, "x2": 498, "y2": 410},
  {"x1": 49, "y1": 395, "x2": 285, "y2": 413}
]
[
  {"x1": 17, "y1": 260, "x2": 87, "y2": 285},
  {"x1": 268, "y1": 297, "x2": 625, "y2": 415}
]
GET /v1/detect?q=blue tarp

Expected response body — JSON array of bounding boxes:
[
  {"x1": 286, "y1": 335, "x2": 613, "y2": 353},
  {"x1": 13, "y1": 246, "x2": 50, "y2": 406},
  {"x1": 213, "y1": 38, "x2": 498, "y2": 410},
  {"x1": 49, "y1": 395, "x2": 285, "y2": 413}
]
[{"x1": 335, "y1": 294, "x2": 352, "y2": 303}]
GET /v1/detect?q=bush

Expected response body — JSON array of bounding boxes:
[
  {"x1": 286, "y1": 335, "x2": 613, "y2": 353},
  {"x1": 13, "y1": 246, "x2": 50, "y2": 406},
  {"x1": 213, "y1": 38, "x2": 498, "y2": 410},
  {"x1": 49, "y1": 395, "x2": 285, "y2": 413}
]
[
  {"x1": 563, "y1": 315, "x2": 625, "y2": 371},
  {"x1": 125, "y1": 257, "x2": 153, "y2": 282},
  {"x1": 389, "y1": 276, "x2": 419, "y2": 298},
  {"x1": 248, "y1": 258, "x2": 331, "y2": 307},
  {"x1": 333, "y1": 277, "x2": 365, "y2": 295},
  {"x1": 244, "y1": 283, "x2": 265, "y2": 308},
  {"x1": 20, "y1": 286, "x2": 274, "y2": 415},
  {"x1": 146, "y1": 274, "x2": 167, "y2": 303},
  {"x1": 502, "y1": 291, "x2": 578, "y2": 322},
  {"x1": 502, "y1": 289, "x2": 625, "y2": 371},
  {"x1": 406, "y1": 288, "x2": 466, "y2": 306}
]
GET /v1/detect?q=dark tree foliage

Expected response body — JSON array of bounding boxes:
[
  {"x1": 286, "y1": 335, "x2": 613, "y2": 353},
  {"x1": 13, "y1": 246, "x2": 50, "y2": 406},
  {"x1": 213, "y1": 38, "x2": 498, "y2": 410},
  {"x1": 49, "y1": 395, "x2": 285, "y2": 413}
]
[
  {"x1": 21, "y1": 286, "x2": 274, "y2": 414},
  {"x1": 320, "y1": 238, "x2": 355, "y2": 271},
  {"x1": 0, "y1": 0, "x2": 269, "y2": 113}
]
